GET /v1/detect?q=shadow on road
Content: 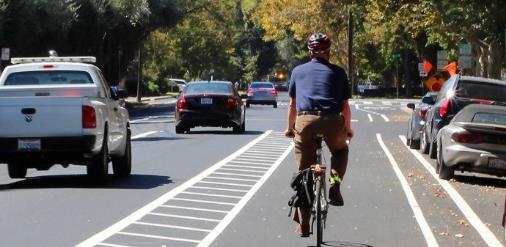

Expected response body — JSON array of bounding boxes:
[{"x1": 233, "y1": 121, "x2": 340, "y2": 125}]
[
  {"x1": 308, "y1": 241, "x2": 374, "y2": 247},
  {"x1": 453, "y1": 174, "x2": 506, "y2": 188},
  {"x1": 128, "y1": 103, "x2": 175, "y2": 120},
  {"x1": 0, "y1": 174, "x2": 172, "y2": 190}
]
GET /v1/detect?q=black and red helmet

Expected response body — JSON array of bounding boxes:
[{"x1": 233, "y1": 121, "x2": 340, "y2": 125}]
[{"x1": 307, "y1": 33, "x2": 331, "y2": 52}]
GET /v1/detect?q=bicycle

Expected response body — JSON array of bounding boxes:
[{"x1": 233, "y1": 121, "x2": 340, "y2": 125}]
[{"x1": 310, "y1": 134, "x2": 329, "y2": 247}]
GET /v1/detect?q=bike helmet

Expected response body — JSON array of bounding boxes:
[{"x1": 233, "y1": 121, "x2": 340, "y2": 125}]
[{"x1": 307, "y1": 33, "x2": 331, "y2": 53}]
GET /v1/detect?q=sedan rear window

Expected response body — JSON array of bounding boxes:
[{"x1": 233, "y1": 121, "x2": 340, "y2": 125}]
[
  {"x1": 250, "y1": 83, "x2": 274, "y2": 89},
  {"x1": 456, "y1": 80, "x2": 506, "y2": 102},
  {"x1": 472, "y1": 113, "x2": 506, "y2": 125},
  {"x1": 4, "y1": 71, "x2": 93, "y2": 85},
  {"x1": 185, "y1": 83, "x2": 232, "y2": 95}
]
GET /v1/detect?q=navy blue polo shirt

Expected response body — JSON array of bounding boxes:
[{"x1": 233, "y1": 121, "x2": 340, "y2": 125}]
[{"x1": 288, "y1": 58, "x2": 350, "y2": 112}]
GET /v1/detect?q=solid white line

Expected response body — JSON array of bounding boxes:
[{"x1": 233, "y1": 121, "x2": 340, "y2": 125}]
[
  {"x1": 368, "y1": 114, "x2": 373, "y2": 122},
  {"x1": 381, "y1": 114, "x2": 390, "y2": 122},
  {"x1": 376, "y1": 134, "x2": 439, "y2": 247},
  {"x1": 222, "y1": 164, "x2": 269, "y2": 170},
  {"x1": 213, "y1": 172, "x2": 263, "y2": 178},
  {"x1": 180, "y1": 191, "x2": 243, "y2": 199},
  {"x1": 133, "y1": 221, "x2": 212, "y2": 233},
  {"x1": 131, "y1": 131, "x2": 160, "y2": 140},
  {"x1": 117, "y1": 232, "x2": 200, "y2": 243},
  {"x1": 399, "y1": 135, "x2": 503, "y2": 247},
  {"x1": 206, "y1": 176, "x2": 258, "y2": 183},
  {"x1": 148, "y1": 212, "x2": 221, "y2": 222},
  {"x1": 364, "y1": 101, "x2": 373, "y2": 105},
  {"x1": 218, "y1": 168, "x2": 265, "y2": 173},
  {"x1": 190, "y1": 186, "x2": 249, "y2": 193},
  {"x1": 351, "y1": 119, "x2": 359, "y2": 122},
  {"x1": 171, "y1": 197, "x2": 237, "y2": 206},
  {"x1": 76, "y1": 131, "x2": 272, "y2": 247},
  {"x1": 383, "y1": 101, "x2": 392, "y2": 106},
  {"x1": 196, "y1": 181, "x2": 253, "y2": 188},
  {"x1": 160, "y1": 204, "x2": 229, "y2": 214},
  {"x1": 97, "y1": 243, "x2": 133, "y2": 247},
  {"x1": 197, "y1": 141, "x2": 295, "y2": 247}
]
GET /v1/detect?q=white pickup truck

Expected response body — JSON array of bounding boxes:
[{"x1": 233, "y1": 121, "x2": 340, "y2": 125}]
[{"x1": 0, "y1": 56, "x2": 131, "y2": 181}]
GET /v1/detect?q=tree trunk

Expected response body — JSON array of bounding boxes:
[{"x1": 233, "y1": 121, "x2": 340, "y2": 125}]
[
  {"x1": 487, "y1": 40, "x2": 502, "y2": 79},
  {"x1": 479, "y1": 45, "x2": 488, "y2": 78},
  {"x1": 403, "y1": 49, "x2": 412, "y2": 97}
]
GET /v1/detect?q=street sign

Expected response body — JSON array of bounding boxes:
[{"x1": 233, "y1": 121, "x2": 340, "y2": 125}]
[
  {"x1": 418, "y1": 62, "x2": 426, "y2": 77},
  {"x1": 1, "y1": 48, "x2": 10, "y2": 61},
  {"x1": 458, "y1": 43, "x2": 472, "y2": 69},
  {"x1": 437, "y1": 50, "x2": 447, "y2": 71}
]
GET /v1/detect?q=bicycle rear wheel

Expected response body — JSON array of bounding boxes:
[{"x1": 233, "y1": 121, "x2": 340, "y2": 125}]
[{"x1": 315, "y1": 178, "x2": 323, "y2": 246}]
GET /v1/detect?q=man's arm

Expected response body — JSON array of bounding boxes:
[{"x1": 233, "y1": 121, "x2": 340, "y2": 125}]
[
  {"x1": 342, "y1": 100, "x2": 353, "y2": 139},
  {"x1": 285, "y1": 97, "x2": 297, "y2": 138}
]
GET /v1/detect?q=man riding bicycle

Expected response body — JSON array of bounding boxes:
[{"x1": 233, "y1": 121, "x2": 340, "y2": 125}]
[{"x1": 285, "y1": 32, "x2": 353, "y2": 237}]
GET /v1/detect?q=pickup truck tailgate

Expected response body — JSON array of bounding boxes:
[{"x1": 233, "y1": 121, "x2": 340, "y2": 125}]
[{"x1": 0, "y1": 97, "x2": 85, "y2": 137}]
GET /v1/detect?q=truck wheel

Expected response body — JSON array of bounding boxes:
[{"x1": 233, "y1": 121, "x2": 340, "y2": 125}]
[
  {"x1": 112, "y1": 131, "x2": 131, "y2": 178},
  {"x1": 8, "y1": 162, "x2": 27, "y2": 179},
  {"x1": 87, "y1": 134, "x2": 109, "y2": 182}
]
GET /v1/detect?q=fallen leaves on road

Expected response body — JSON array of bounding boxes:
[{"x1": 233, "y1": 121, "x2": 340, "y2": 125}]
[
  {"x1": 434, "y1": 188, "x2": 447, "y2": 198},
  {"x1": 439, "y1": 232, "x2": 449, "y2": 236},
  {"x1": 456, "y1": 219, "x2": 469, "y2": 227}
]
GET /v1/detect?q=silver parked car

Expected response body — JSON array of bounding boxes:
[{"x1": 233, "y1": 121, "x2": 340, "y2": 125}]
[
  {"x1": 436, "y1": 104, "x2": 506, "y2": 180},
  {"x1": 246, "y1": 82, "x2": 278, "y2": 108}
]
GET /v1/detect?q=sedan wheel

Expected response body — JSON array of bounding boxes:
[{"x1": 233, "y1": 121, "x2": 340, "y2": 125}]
[{"x1": 437, "y1": 140, "x2": 454, "y2": 180}]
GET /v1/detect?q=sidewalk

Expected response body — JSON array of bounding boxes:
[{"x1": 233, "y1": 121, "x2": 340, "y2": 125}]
[{"x1": 124, "y1": 96, "x2": 176, "y2": 110}]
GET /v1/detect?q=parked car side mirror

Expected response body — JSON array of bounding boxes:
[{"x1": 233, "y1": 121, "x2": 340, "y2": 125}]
[
  {"x1": 407, "y1": 103, "x2": 416, "y2": 110},
  {"x1": 111, "y1": 87, "x2": 128, "y2": 100}
]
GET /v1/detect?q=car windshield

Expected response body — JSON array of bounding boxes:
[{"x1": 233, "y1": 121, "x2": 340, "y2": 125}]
[
  {"x1": 456, "y1": 80, "x2": 506, "y2": 102},
  {"x1": 4, "y1": 71, "x2": 93, "y2": 86},
  {"x1": 472, "y1": 112, "x2": 506, "y2": 125},
  {"x1": 251, "y1": 83, "x2": 273, "y2": 89},
  {"x1": 185, "y1": 83, "x2": 232, "y2": 95}
]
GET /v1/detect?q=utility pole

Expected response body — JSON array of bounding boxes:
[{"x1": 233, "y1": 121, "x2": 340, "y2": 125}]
[
  {"x1": 136, "y1": 44, "x2": 143, "y2": 103},
  {"x1": 347, "y1": 10, "x2": 354, "y2": 97}
]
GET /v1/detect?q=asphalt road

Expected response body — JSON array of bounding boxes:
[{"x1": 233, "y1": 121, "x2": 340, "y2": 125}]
[{"x1": 0, "y1": 92, "x2": 504, "y2": 247}]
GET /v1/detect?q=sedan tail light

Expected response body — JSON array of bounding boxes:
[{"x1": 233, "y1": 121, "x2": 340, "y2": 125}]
[
  {"x1": 226, "y1": 98, "x2": 237, "y2": 110},
  {"x1": 247, "y1": 89, "x2": 254, "y2": 96},
  {"x1": 419, "y1": 107, "x2": 428, "y2": 118},
  {"x1": 451, "y1": 132, "x2": 484, "y2": 144},
  {"x1": 439, "y1": 98, "x2": 451, "y2": 118},
  {"x1": 270, "y1": 89, "x2": 277, "y2": 95},
  {"x1": 177, "y1": 96, "x2": 188, "y2": 109},
  {"x1": 82, "y1": 105, "x2": 96, "y2": 129}
]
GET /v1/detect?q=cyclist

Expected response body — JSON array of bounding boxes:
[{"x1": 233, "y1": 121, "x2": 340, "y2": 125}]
[{"x1": 285, "y1": 32, "x2": 353, "y2": 237}]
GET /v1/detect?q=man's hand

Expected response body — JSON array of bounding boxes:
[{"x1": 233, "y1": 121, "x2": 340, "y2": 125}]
[{"x1": 285, "y1": 128, "x2": 295, "y2": 138}]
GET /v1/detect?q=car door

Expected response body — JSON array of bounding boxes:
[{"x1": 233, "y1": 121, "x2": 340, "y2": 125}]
[{"x1": 96, "y1": 70, "x2": 123, "y2": 152}]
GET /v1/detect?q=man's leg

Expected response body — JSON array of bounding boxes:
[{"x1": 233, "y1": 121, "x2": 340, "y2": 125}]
[
  {"x1": 324, "y1": 115, "x2": 349, "y2": 206},
  {"x1": 293, "y1": 115, "x2": 317, "y2": 234}
]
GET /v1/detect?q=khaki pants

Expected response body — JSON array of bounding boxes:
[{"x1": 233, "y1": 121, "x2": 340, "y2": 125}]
[{"x1": 292, "y1": 113, "x2": 349, "y2": 228}]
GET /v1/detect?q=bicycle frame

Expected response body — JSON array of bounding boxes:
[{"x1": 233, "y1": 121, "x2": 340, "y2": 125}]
[{"x1": 310, "y1": 135, "x2": 329, "y2": 247}]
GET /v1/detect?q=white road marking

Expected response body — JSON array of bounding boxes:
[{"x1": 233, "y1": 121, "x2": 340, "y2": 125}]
[
  {"x1": 381, "y1": 114, "x2": 390, "y2": 122},
  {"x1": 159, "y1": 205, "x2": 229, "y2": 214},
  {"x1": 399, "y1": 135, "x2": 504, "y2": 247},
  {"x1": 117, "y1": 232, "x2": 200, "y2": 243},
  {"x1": 171, "y1": 198, "x2": 237, "y2": 205},
  {"x1": 364, "y1": 101, "x2": 373, "y2": 104},
  {"x1": 133, "y1": 221, "x2": 212, "y2": 233},
  {"x1": 147, "y1": 212, "x2": 221, "y2": 222},
  {"x1": 213, "y1": 172, "x2": 263, "y2": 178},
  {"x1": 196, "y1": 140, "x2": 294, "y2": 247},
  {"x1": 376, "y1": 134, "x2": 439, "y2": 247},
  {"x1": 180, "y1": 191, "x2": 244, "y2": 199},
  {"x1": 233, "y1": 157, "x2": 277, "y2": 162},
  {"x1": 98, "y1": 243, "x2": 133, "y2": 247},
  {"x1": 244, "y1": 150, "x2": 282, "y2": 155},
  {"x1": 131, "y1": 131, "x2": 160, "y2": 140},
  {"x1": 224, "y1": 162, "x2": 271, "y2": 167},
  {"x1": 190, "y1": 186, "x2": 249, "y2": 193},
  {"x1": 76, "y1": 131, "x2": 271, "y2": 247},
  {"x1": 368, "y1": 114, "x2": 373, "y2": 122},
  {"x1": 218, "y1": 168, "x2": 266, "y2": 173},
  {"x1": 196, "y1": 181, "x2": 253, "y2": 188},
  {"x1": 351, "y1": 119, "x2": 358, "y2": 122}
]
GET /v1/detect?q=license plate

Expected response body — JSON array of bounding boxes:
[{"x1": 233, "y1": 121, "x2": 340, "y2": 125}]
[
  {"x1": 201, "y1": 98, "x2": 213, "y2": 104},
  {"x1": 489, "y1": 158, "x2": 506, "y2": 169},
  {"x1": 18, "y1": 139, "x2": 41, "y2": 151}
]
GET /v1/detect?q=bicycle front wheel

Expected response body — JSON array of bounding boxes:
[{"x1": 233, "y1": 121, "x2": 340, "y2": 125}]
[{"x1": 315, "y1": 178, "x2": 323, "y2": 246}]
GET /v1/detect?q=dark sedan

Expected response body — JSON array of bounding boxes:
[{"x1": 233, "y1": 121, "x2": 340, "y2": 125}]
[
  {"x1": 175, "y1": 81, "x2": 246, "y2": 134},
  {"x1": 406, "y1": 92, "x2": 437, "y2": 149}
]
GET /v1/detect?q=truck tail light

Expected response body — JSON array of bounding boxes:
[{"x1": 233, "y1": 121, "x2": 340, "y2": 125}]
[
  {"x1": 439, "y1": 99, "x2": 451, "y2": 118},
  {"x1": 177, "y1": 96, "x2": 188, "y2": 109},
  {"x1": 82, "y1": 105, "x2": 96, "y2": 129},
  {"x1": 226, "y1": 98, "x2": 237, "y2": 110}
]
